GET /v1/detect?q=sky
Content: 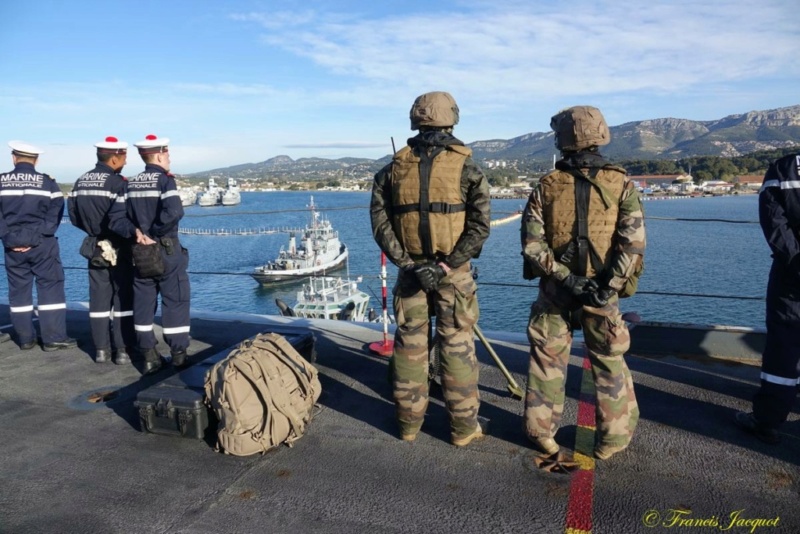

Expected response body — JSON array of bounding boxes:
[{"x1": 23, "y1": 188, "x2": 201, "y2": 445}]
[{"x1": 1, "y1": 0, "x2": 798, "y2": 180}]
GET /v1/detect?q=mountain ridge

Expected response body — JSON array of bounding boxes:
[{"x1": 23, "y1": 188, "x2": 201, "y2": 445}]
[{"x1": 188, "y1": 105, "x2": 800, "y2": 180}]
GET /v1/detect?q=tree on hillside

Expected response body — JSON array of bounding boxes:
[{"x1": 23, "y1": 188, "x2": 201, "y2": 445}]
[{"x1": 693, "y1": 170, "x2": 712, "y2": 184}]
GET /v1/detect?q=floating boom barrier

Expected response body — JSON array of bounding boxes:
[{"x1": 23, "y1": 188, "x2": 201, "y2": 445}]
[{"x1": 177, "y1": 226, "x2": 305, "y2": 236}]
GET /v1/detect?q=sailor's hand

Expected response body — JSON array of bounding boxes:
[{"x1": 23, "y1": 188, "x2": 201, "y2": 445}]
[
  {"x1": 135, "y1": 229, "x2": 156, "y2": 245},
  {"x1": 11, "y1": 246, "x2": 31, "y2": 253}
]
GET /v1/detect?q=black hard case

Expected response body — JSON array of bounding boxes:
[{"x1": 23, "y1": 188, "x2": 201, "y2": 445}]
[{"x1": 135, "y1": 327, "x2": 315, "y2": 439}]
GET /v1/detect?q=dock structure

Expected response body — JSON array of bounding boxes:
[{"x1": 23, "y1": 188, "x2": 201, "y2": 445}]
[{"x1": 0, "y1": 304, "x2": 797, "y2": 533}]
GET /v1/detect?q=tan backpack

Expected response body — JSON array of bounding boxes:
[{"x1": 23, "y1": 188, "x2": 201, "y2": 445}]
[{"x1": 204, "y1": 333, "x2": 321, "y2": 456}]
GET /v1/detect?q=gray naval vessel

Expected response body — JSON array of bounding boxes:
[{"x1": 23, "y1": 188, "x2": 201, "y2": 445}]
[{"x1": 0, "y1": 303, "x2": 797, "y2": 533}]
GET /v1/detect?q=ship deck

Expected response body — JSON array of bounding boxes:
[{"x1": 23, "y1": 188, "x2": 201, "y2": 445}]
[{"x1": 0, "y1": 304, "x2": 797, "y2": 533}]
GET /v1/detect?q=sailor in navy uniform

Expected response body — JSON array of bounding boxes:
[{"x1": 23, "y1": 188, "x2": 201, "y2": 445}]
[
  {"x1": 0, "y1": 141, "x2": 76, "y2": 351},
  {"x1": 69, "y1": 137, "x2": 137, "y2": 364},
  {"x1": 736, "y1": 153, "x2": 800, "y2": 445},
  {"x1": 112, "y1": 134, "x2": 189, "y2": 374}
]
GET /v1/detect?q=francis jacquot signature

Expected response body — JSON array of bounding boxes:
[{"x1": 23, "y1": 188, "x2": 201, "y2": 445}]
[{"x1": 642, "y1": 509, "x2": 781, "y2": 532}]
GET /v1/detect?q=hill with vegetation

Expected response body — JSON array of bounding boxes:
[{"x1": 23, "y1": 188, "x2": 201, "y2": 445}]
[{"x1": 183, "y1": 105, "x2": 799, "y2": 186}]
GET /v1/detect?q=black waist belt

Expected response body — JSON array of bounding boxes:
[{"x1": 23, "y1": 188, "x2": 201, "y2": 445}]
[{"x1": 394, "y1": 202, "x2": 466, "y2": 215}]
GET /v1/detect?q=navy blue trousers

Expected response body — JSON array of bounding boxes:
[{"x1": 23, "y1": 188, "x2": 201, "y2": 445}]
[
  {"x1": 753, "y1": 318, "x2": 800, "y2": 429},
  {"x1": 753, "y1": 262, "x2": 800, "y2": 429},
  {"x1": 88, "y1": 248, "x2": 135, "y2": 351},
  {"x1": 4, "y1": 237, "x2": 68, "y2": 344},
  {"x1": 133, "y1": 242, "x2": 190, "y2": 354}
]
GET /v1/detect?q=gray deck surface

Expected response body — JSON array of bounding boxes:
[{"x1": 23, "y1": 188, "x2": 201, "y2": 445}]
[{"x1": 0, "y1": 304, "x2": 797, "y2": 534}]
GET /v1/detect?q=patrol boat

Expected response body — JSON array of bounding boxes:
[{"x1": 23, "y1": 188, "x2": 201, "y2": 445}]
[
  {"x1": 277, "y1": 276, "x2": 374, "y2": 321},
  {"x1": 178, "y1": 187, "x2": 197, "y2": 207},
  {"x1": 250, "y1": 196, "x2": 348, "y2": 285},
  {"x1": 197, "y1": 178, "x2": 222, "y2": 207},
  {"x1": 221, "y1": 178, "x2": 241, "y2": 206}
]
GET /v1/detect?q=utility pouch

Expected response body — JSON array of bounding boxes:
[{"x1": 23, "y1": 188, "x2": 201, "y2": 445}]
[
  {"x1": 132, "y1": 243, "x2": 165, "y2": 278},
  {"x1": 160, "y1": 237, "x2": 175, "y2": 255},
  {"x1": 79, "y1": 236, "x2": 97, "y2": 261}
]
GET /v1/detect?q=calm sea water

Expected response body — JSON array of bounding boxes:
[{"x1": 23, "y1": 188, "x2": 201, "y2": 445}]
[{"x1": 0, "y1": 192, "x2": 771, "y2": 333}]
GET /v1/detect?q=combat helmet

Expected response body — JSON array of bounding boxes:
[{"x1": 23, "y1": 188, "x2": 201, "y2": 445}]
[
  {"x1": 410, "y1": 91, "x2": 460, "y2": 130},
  {"x1": 550, "y1": 105, "x2": 610, "y2": 152}
]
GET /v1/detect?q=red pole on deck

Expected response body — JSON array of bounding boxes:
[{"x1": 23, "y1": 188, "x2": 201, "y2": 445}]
[{"x1": 369, "y1": 252, "x2": 394, "y2": 357}]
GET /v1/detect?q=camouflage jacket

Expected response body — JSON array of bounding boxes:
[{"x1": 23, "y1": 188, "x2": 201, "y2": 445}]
[
  {"x1": 370, "y1": 131, "x2": 491, "y2": 269},
  {"x1": 521, "y1": 153, "x2": 646, "y2": 291}
]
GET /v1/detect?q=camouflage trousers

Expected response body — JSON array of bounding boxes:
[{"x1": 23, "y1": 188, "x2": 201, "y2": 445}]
[
  {"x1": 392, "y1": 262, "x2": 480, "y2": 438},
  {"x1": 524, "y1": 291, "x2": 639, "y2": 449}
]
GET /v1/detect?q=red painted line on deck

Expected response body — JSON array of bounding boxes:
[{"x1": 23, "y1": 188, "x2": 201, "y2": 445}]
[{"x1": 565, "y1": 351, "x2": 596, "y2": 534}]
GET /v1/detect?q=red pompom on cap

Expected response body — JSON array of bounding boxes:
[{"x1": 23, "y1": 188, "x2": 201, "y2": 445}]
[
  {"x1": 95, "y1": 136, "x2": 128, "y2": 151},
  {"x1": 134, "y1": 134, "x2": 169, "y2": 152}
]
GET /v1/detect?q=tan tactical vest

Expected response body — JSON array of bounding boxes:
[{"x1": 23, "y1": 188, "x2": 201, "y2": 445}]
[
  {"x1": 390, "y1": 144, "x2": 470, "y2": 257},
  {"x1": 540, "y1": 167, "x2": 626, "y2": 277}
]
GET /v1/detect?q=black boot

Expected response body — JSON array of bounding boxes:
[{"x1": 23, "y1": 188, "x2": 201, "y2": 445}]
[
  {"x1": 114, "y1": 348, "x2": 131, "y2": 365},
  {"x1": 43, "y1": 337, "x2": 78, "y2": 352},
  {"x1": 95, "y1": 348, "x2": 112, "y2": 363},
  {"x1": 141, "y1": 348, "x2": 164, "y2": 375},
  {"x1": 171, "y1": 350, "x2": 188, "y2": 368},
  {"x1": 734, "y1": 412, "x2": 780, "y2": 445}
]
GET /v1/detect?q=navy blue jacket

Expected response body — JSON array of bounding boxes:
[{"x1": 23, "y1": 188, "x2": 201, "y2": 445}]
[
  {"x1": 0, "y1": 162, "x2": 64, "y2": 248},
  {"x1": 760, "y1": 153, "x2": 800, "y2": 322},
  {"x1": 113, "y1": 164, "x2": 183, "y2": 239},
  {"x1": 759, "y1": 154, "x2": 800, "y2": 266},
  {"x1": 69, "y1": 163, "x2": 135, "y2": 242}
]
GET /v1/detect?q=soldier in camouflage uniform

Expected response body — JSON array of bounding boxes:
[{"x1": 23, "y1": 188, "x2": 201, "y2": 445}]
[
  {"x1": 521, "y1": 106, "x2": 645, "y2": 460},
  {"x1": 370, "y1": 91, "x2": 491, "y2": 446}
]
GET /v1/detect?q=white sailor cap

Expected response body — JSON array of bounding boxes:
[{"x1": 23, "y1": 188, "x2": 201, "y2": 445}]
[
  {"x1": 134, "y1": 134, "x2": 170, "y2": 154},
  {"x1": 9, "y1": 140, "x2": 44, "y2": 157},
  {"x1": 95, "y1": 136, "x2": 128, "y2": 154}
]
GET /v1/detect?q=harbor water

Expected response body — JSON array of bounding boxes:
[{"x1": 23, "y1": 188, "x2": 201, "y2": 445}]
[{"x1": 0, "y1": 191, "x2": 771, "y2": 334}]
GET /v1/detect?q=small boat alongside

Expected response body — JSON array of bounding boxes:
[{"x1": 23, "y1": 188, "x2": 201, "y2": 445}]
[
  {"x1": 221, "y1": 178, "x2": 241, "y2": 206},
  {"x1": 277, "y1": 276, "x2": 375, "y2": 321},
  {"x1": 251, "y1": 196, "x2": 348, "y2": 285}
]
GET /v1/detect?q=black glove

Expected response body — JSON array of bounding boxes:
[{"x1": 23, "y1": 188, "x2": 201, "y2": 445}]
[
  {"x1": 561, "y1": 274, "x2": 599, "y2": 306},
  {"x1": 414, "y1": 262, "x2": 446, "y2": 292},
  {"x1": 587, "y1": 287, "x2": 615, "y2": 308}
]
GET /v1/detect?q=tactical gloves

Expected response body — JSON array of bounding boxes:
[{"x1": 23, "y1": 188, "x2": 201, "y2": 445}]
[
  {"x1": 561, "y1": 274, "x2": 600, "y2": 306},
  {"x1": 587, "y1": 287, "x2": 616, "y2": 308},
  {"x1": 414, "y1": 262, "x2": 446, "y2": 292}
]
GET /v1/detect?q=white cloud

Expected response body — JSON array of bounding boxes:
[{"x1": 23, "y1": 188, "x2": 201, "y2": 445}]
[{"x1": 235, "y1": 0, "x2": 799, "y2": 101}]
